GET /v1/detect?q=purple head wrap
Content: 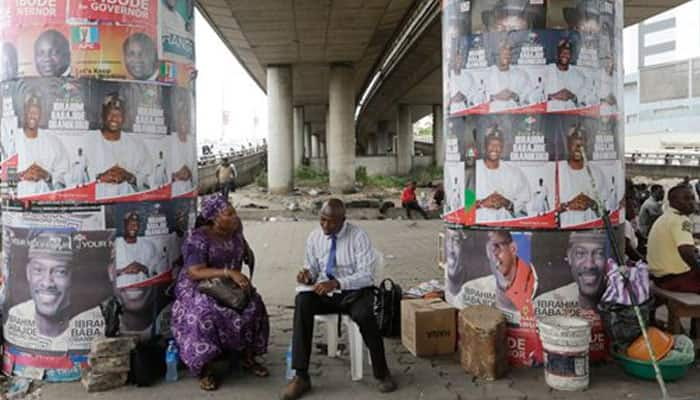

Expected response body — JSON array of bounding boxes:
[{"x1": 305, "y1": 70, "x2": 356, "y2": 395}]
[{"x1": 199, "y1": 194, "x2": 231, "y2": 222}]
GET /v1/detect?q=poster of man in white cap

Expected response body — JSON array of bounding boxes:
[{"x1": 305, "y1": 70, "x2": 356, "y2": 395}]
[
  {"x1": 468, "y1": 115, "x2": 556, "y2": 228},
  {"x1": 15, "y1": 94, "x2": 69, "y2": 196},
  {"x1": 556, "y1": 121, "x2": 623, "y2": 228},
  {"x1": 90, "y1": 92, "x2": 153, "y2": 199},
  {"x1": 472, "y1": 0, "x2": 546, "y2": 33},
  {"x1": 2, "y1": 227, "x2": 114, "y2": 379},
  {"x1": 545, "y1": 39, "x2": 591, "y2": 112}
]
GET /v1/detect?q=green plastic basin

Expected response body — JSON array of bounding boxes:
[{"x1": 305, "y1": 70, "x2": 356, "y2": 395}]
[{"x1": 612, "y1": 352, "x2": 692, "y2": 382}]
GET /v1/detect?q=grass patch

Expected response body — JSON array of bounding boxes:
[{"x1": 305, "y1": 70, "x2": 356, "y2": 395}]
[{"x1": 295, "y1": 166, "x2": 328, "y2": 186}]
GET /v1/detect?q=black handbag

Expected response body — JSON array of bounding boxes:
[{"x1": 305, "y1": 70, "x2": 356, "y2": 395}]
[
  {"x1": 373, "y1": 279, "x2": 402, "y2": 337},
  {"x1": 197, "y1": 277, "x2": 250, "y2": 311}
]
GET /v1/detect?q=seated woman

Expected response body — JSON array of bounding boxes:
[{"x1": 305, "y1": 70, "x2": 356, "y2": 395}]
[{"x1": 171, "y1": 194, "x2": 269, "y2": 390}]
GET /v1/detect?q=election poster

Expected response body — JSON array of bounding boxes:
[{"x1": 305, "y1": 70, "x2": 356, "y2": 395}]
[
  {"x1": 70, "y1": 24, "x2": 159, "y2": 81},
  {"x1": 104, "y1": 199, "x2": 191, "y2": 337},
  {"x1": 16, "y1": 26, "x2": 72, "y2": 78},
  {"x1": 551, "y1": 116, "x2": 624, "y2": 228},
  {"x1": 0, "y1": 78, "x2": 197, "y2": 202},
  {"x1": 444, "y1": 227, "x2": 622, "y2": 366},
  {"x1": 2, "y1": 227, "x2": 115, "y2": 381},
  {"x1": 158, "y1": 0, "x2": 194, "y2": 64},
  {"x1": 4, "y1": 0, "x2": 68, "y2": 27},
  {"x1": 461, "y1": 114, "x2": 557, "y2": 228},
  {"x1": 469, "y1": 0, "x2": 546, "y2": 34},
  {"x1": 68, "y1": 0, "x2": 157, "y2": 28}
]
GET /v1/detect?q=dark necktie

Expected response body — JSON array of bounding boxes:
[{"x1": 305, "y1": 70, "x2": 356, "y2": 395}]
[{"x1": 326, "y1": 234, "x2": 337, "y2": 279}]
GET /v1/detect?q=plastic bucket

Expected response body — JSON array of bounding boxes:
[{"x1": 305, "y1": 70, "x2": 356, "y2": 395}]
[{"x1": 538, "y1": 317, "x2": 591, "y2": 391}]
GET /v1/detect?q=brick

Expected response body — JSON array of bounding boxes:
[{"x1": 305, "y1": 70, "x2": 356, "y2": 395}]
[
  {"x1": 458, "y1": 305, "x2": 509, "y2": 380},
  {"x1": 88, "y1": 354, "x2": 130, "y2": 374},
  {"x1": 89, "y1": 336, "x2": 137, "y2": 356},
  {"x1": 81, "y1": 371, "x2": 128, "y2": 392}
]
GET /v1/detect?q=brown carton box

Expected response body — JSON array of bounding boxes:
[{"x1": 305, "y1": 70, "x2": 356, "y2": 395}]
[{"x1": 401, "y1": 298, "x2": 457, "y2": 357}]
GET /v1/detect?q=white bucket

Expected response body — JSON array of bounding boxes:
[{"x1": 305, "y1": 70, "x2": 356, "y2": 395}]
[{"x1": 538, "y1": 316, "x2": 591, "y2": 391}]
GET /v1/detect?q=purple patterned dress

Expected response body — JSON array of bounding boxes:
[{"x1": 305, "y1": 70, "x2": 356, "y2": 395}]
[{"x1": 171, "y1": 227, "x2": 269, "y2": 376}]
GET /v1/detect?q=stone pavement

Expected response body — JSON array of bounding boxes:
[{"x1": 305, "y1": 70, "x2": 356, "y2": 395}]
[{"x1": 37, "y1": 220, "x2": 700, "y2": 400}]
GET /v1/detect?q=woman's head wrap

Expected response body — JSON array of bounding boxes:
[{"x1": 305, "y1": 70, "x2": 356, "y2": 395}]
[{"x1": 199, "y1": 193, "x2": 231, "y2": 222}]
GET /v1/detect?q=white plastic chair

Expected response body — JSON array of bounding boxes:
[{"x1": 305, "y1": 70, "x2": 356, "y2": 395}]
[{"x1": 314, "y1": 251, "x2": 384, "y2": 381}]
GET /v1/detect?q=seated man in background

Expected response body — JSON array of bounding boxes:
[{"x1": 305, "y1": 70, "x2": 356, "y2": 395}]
[
  {"x1": 647, "y1": 185, "x2": 700, "y2": 293},
  {"x1": 401, "y1": 181, "x2": 428, "y2": 219},
  {"x1": 281, "y1": 199, "x2": 395, "y2": 400}
]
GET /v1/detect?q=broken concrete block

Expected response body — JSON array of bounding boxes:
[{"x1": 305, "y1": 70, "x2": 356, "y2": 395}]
[
  {"x1": 89, "y1": 336, "x2": 137, "y2": 356},
  {"x1": 88, "y1": 354, "x2": 130, "y2": 374},
  {"x1": 458, "y1": 305, "x2": 509, "y2": 380},
  {"x1": 81, "y1": 371, "x2": 128, "y2": 392}
]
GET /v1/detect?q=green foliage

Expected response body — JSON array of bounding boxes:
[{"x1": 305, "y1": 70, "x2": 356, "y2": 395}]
[
  {"x1": 254, "y1": 170, "x2": 267, "y2": 188},
  {"x1": 409, "y1": 164, "x2": 443, "y2": 186},
  {"x1": 355, "y1": 166, "x2": 368, "y2": 182},
  {"x1": 295, "y1": 166, "x2": 328, "y2": 185}
]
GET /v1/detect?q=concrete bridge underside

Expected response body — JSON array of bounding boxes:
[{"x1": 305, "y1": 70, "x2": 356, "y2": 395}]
[{"x1": 196, "y1": 0, "x2": 687, "y2": 192}]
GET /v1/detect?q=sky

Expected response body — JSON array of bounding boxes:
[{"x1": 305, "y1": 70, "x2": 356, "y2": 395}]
[{"x1": 195, "y1": 10, "x2": 267, "y2": 148}]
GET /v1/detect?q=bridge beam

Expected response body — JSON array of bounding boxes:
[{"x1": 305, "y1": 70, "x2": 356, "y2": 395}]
[{"x1": 266, "y1": 65, "x2": 294, "y2": 194}]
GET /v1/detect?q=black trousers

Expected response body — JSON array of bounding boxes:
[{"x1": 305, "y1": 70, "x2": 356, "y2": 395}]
[
  {"x1": 402, "y1": 201, "x2": 428, "y2": 219},
  {"x1": 291, "y1": 289, "x2": 390, "y2": 379},
  {"x1": 220, "y1": 180, "x2": 236, "y2": 198}
]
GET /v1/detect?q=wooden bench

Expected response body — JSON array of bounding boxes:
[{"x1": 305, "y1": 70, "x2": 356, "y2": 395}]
[{"x1": 652, "y1": 286, "x2": 700, "y2": 338}]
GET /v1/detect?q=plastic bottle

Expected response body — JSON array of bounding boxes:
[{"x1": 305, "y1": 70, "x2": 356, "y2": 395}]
[
  {"x1": 285, "y1": 344, "x2": 295, "y2": 381},
  {"x1": 165, "y1": 339, "x2": 179, "y2": 382}
]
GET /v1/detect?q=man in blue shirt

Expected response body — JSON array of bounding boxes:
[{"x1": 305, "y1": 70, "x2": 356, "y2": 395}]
[{"x1": 281, "y1": 199, "x2": 395, "y2": 399}]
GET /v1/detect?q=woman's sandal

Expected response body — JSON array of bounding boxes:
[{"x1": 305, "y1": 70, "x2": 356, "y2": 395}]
[
  {"x1": 199, "y1": 374, "x2": 219, "y2": 390},
  {"x1": 241, "y1": 358, "x2": 269, "y2": 377}
]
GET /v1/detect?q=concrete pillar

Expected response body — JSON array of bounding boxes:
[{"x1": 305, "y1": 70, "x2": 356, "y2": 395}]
[
  {"x1": 397, "y1": 104, "x2": 413, "y2": 174},
  {"x1": 266, "y1": 65, "x2": 294, "y2": 194},
  {"x1": 367, "y1": 132, "x2": 376, "y2": 155},
  {"x1": 377, "y1": 120, "x2": 389, "y2": 155},
  {"x1": 320, "y1": 140, "x2": 326, "y2": 158},
  {"x1": 433, "y1": 104, "x2": 444, "y2": 167},
  {"x1": 304, "y1": 123, "x2": 312, "y2": 160},
  {"x1": 328, "y1": 63, "x2": 356, "y2": 191},
  {"x1": 311, "y1": 133, "x2": 319, "y2": 158},
  {"x1": 293, "y1": 106, "x2": 304, "y2": 169}
]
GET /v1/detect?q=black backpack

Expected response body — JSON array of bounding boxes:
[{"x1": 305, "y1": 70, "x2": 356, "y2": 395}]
[{"x1": 373, "y1": 279, "x2": 402, "y2": 337}]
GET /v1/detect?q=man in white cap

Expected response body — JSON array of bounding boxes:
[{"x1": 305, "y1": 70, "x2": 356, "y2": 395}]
[
  {"x1": 475, "y1": 125, "x2": 530, "y2": 222},
  {"x1": 91, "y1": 93, "x2": 152, "y2": 198},
  {"x1": 558, "y1": 124, "x2": 610, "y2": 227},
  {"x1": 16, "y1": 94, "x2": 69, "y2": 196},
  {"x1": 545, "y1": 40, "x2": 587, "y2": 112},
  {"x1": 5, "y1": 231, "x2": 102, "y2": 351},
  {"x1": 111, "y1": 212, "x2": 163, "y2": 334},
  {"x1": 487, "y1": 40, "x2": 530, "y2": 112}
]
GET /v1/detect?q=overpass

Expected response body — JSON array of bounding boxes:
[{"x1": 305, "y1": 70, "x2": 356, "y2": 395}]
[{"x1": 196, "y1": 0, "x2": 687, "y2": 193}]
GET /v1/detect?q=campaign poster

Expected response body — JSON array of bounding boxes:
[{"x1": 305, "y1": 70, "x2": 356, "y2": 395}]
[
  {"x1": 70, "y1": 24, "x2": 159, "y2": 81},
  {"x1": 1, "y1": 81, "x2": 20, "y2": 181},
  {"x1": 1, "y1": 36, "x2": 20, "y2": 81},
  {"x1": 542, "y1": 30, "x2": 600, "y2": 115},
  {"x1": 469, "y1": 0, "x2": 546, "y2": 34},
  {"x1": 157, "y1": 58, "x2": 195, "y2": 87},
  {"x1": 445, "y1": 228, "x2": 621, "y2": 366},
  {"x1": 444, "y1": 161, "x2": 466, "y2": 223},
  {"x1": 16, "y1": 26, "x2": 72, "y2": 78},
  {"x1": 104, "y1": 200, "x2": 186, "y2": 337},
  {"x1": 447, "y1": 34, "x2": 490, "y2": 116},
  {"x1": 552, "y1": 116, "x2": 623, "y2": 228},
  {"x1": 168, "y1": 86, "x2": 196, "y2": 197},
  {"x1": 5, "y1": 0, "x2": 68, "y2": 27},
  {"x1": 464, "y1": 114, "x2": 557, "y2": 228},
  {"x1": 158, "y1": 0, "x2": 194, "y2": 65},
  {"x1": 68, "y1": 0, "x2": 157, "y2": 28},
  {"x1": 2, "y1": 227, "x2": 114, "y2": 381}
]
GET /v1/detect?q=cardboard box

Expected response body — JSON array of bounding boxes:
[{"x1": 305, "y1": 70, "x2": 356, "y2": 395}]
[
  {"x1": 458, "y1": 305, "x2": 508, "y2": 380},
  {"x1": 401, "y1": 298, "x2": 457, "y2": 357}
]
